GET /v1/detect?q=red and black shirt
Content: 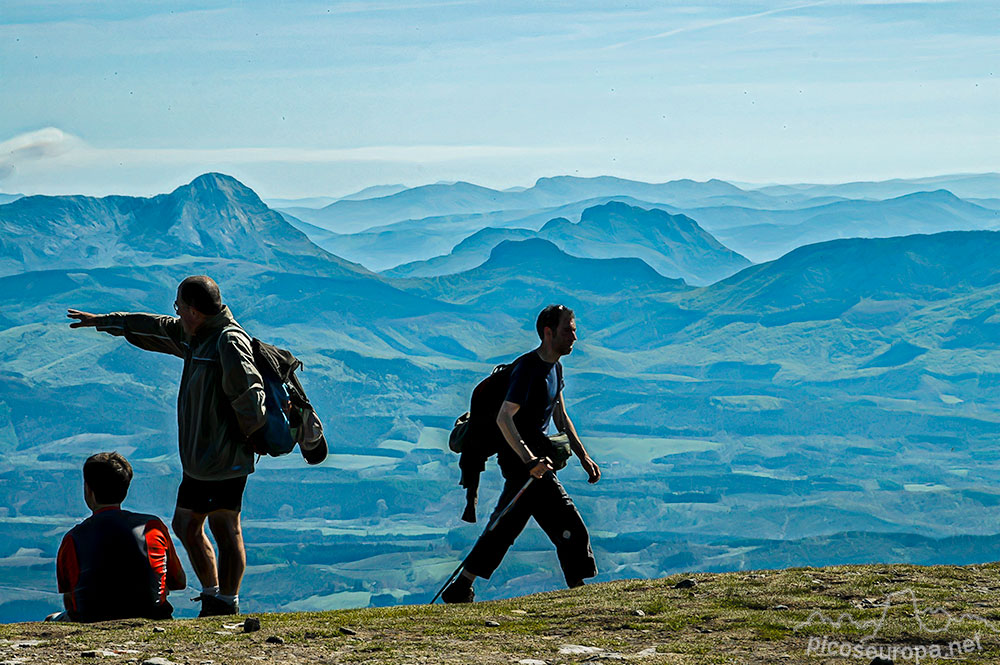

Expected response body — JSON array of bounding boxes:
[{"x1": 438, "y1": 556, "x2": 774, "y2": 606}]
[{"x1": 56, "y1": 508, "x2": 185, "y2": 622}]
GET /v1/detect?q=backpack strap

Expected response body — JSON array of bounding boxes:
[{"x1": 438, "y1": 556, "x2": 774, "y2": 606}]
[{"x1": 215, "y1": 325, "x2": 249, "y2": 356}]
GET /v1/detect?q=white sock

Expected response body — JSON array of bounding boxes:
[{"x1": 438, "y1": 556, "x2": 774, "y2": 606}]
[
  {"x1": 201, "y1": 585, "x2": 220, "y2": 597},
  {"x1": 217, "y1": 593, "x2": 238, "y2": 606}
]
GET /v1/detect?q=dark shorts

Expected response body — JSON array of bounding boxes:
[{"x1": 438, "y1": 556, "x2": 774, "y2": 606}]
[{"x1": 176, "y1": 474, "x2": 248, "y2": 514}]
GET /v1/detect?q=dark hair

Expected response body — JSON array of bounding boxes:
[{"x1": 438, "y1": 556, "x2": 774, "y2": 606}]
[
  {"x1": 536, "y1": 304, "x2": 574, "y2": 340},
  {"x1": 83, "y1": 452, "x2": 133, "y2": 504},
  {"x1": 178, "y1": 275, "x2": 223, "y2": 315}
]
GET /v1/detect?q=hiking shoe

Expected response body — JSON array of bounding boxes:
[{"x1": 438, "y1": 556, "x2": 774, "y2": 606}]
[
  {"x1": 196, "y1": 593, "x2": 239, "y2": 617},
  {"x1": 441, "y1": 580, "x2": 475, "y2": 604}
]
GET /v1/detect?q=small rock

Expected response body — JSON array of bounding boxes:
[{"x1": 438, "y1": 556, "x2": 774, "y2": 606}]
[
  {"x1": 265, "y1": 636, "x2": 284, "y2": 645},
  {"x1": 143, "y1": 659, "x2": 180, "y2": 665},
  {"x1": 559, "y1": 645, "x2": 604, "y2": 655},
  {"x1": 152, "y1": 627, "x2": 166, "y2": 634},
  {"x1": 338, "y1": 626, "x2": 357, "y2": 636},
  {"x1": 637, "y1": 648, "x2": 657, "y2": 657},
  {"x1": 518, "y1": 660, "x2": 546, "y2": 665},
  {"x1": 243, "y1": 617, "x2": 261, "y2": 633},
  {"x1": 673, "y1": 578, "x2": 697, "y2": 589},
  {"x1": 772, "y1": 605, "x2": 789, "y2": 611},
  {"x1": 485, "y1": 620, "x2": 500, "y2": 627},
  {"x1": 511, "y1": 609, "x2": 529, "y2": 615},
  {"x1": 869, "y1": 658, "x2": 893, "y2": 665},
  {"x1": 631, "y1": 609, "x2": 646, "y2": 616}
]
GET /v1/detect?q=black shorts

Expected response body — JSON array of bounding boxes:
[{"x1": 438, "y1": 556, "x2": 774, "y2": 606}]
[{"x1": 176, "y1": 474, "x2": 248, "y2": 514}]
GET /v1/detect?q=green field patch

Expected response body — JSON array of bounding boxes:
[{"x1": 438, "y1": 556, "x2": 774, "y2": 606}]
[
  {"x1": 324, "y1": 454, "x2": 400, "y2": 471},
  {"x1": 709, "y1": 394, "x2": 789, "y2": 412},
  {"x1": 282, "y1": 590, "x2": 371, "y2": 612},
  {"x1": 378, "y1": 439, "x2": 418, "y2": 453},
  {"x1": 588, "y1": 435, "x2": 721, "y2": 464},
  {"x1": 904, "y1": 482, "x2": 950, "y2": 493},
  {"x1": 416, "y1": 427, "x2": 451, "y2": 452}
]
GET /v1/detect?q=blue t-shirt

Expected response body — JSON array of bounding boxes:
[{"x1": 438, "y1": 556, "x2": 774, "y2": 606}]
[{"x1": 504, "y1": 351, "x2": 564, "y2": 439}]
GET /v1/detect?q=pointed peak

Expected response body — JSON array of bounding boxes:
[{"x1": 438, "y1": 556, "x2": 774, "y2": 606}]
[{"x1": 170, "y1": 172, "x2": 266, "y2": 209}]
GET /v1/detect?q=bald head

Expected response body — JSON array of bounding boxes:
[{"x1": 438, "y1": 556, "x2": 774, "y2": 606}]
[{"x1": 178, "y1": 275, "x2": 223, "y2": 315}]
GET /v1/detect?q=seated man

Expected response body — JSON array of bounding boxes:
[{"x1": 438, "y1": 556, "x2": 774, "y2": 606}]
[{"x1": 53, "y1": 452, "x2": 186, "y2": 622}]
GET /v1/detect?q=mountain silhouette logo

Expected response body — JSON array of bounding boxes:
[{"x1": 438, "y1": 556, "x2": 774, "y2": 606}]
[{"x1": 794, "y1": 588, "x2": 999, "y2": 643}]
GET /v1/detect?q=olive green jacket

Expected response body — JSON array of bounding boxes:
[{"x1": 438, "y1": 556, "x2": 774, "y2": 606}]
[{"x1": 95, "y1": 306, "x2": 266, "y2": 481}]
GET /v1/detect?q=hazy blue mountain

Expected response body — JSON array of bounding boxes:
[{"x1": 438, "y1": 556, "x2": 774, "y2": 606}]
[
  {"x1": 0, "y1": 194, "x2": 23, "y2": 206},
  {"x1": 386, "y1": 227, "x2": 536, "y2": 277},
  {"x1": 386, "y1": 202, "x2": 750, "y2": 285},
  {"x1": 685, "y1": 190, "x2": 999, "y2": 262},
  {"x1": 10, "y1": 173, "x2": 1000, "y2": 622},
  {"x1": 263, "y1": 195, "x2": 340, "y2": 209},
  {"x1": 282, "y1": 181, "x2": 507, "y2": 233},
  {"x1": 536, "y1": 202, "x2": 750, "y2": 286},
  {"x1": 279, "y1": 176, "x2": 784, "y2": 235},
  {"x1": 970, "y1": 198, "x2": 1000, "y2": 211},
  {"x1": 337, "y1": 184, "x2": 409, "y2": 201},
  {"x1": 293, "y1": 196, "x2": 660, "y2": 271},
  {"x1": 0, "y1": 173, "x2": 370, "y2": 278},
  {"x1": 684, "y1": 230, "x2": 1000, "y2": 322},
  {"x1": 753, "y1": 172, "x2": 1000, "y2": 201},
  {"x1": 408, "y1": 238, "x2": 686, "y2": 312}
]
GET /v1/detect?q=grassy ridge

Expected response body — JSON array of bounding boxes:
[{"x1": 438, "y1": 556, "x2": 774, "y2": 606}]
[{"x1": 4, "y1": 564, "x2": 1000, "y2": 664}]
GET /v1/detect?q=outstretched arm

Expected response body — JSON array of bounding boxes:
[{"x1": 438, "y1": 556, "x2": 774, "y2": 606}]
[
  {"x1": 553, "y1": 391, "x2": 600, "y2": 483},
  {"x1": 67, "y1": 309, "x2": 186, "y2": 358}
]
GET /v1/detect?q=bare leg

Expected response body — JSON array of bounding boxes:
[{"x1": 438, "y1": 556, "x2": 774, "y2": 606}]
[
  {"x1": 208, "y1": 510, "x2": 245, "y2": 596},
  {"x1": 172, "y1": 507, "x2": 219, "y2": 589}
]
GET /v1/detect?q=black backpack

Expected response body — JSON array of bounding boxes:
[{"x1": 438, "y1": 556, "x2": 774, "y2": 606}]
[{"x1": 449, "y1": 353, "x2": 561, "y2": 522}]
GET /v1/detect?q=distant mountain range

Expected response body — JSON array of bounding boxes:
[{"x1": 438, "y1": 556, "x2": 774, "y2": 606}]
[
  {"x1": 281, "y1": 176, "x2": 777, "y2": 235},
  {"x1": 752, "y1": 173, "x2": 1000, "y2": 201},
  {"x1": 389, "y1": 201, "x2": 750, "y2": 285},
  {"x1": 264, "y1": 184, "x2": 409, "y2": 210},
  {"x1": 6, "y1": 171, "x2": 1000, "y2": 622},
  {"x1": 691, "y1": 190, "x2": 1000, "y2": 262},
  {"x1": 0, "y1": 173, "x2": 368, "y2": 278}
]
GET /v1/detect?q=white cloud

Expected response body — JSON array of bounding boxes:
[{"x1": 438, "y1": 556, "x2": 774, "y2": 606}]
[
  {"x1": 0, "y1": 128, "x2": 578, "y2": 174},
  {"x1": 0, "y1": 127, "x2": 83, "y2": 180}
]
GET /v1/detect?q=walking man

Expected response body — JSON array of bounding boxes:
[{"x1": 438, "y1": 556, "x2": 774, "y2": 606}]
[
  {"x1": 67, "y1": 276, "x2": 266, "y2": 616},
  {"x1": 53, "y1": 452, "x2": 186, "y2": 622},
  {"x1": 443, "y1": 304, "x2": 601, "y2": 603}
]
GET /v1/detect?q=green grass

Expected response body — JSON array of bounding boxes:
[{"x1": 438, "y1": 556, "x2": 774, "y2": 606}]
[{"x1": 5, "y1": 564, "x2": 1000, "y2": 664}]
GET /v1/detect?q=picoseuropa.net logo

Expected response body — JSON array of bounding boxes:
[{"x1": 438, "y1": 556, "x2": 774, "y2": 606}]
[{"x1": 794, "y1": 588, "x2": 998, "y2": 663}]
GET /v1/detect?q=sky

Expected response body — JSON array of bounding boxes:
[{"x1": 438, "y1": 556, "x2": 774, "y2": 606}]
[{"x1": 1, "y1": 0, "x2": 997, "y2": 198}]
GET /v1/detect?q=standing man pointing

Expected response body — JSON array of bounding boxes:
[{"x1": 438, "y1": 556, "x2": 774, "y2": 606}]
[
  {"x1": 443, "y1": 304, "x2": 601, "y2": 603},
  {"x1": 68, "y1": 275, "x2": 265, "y2": 616}
]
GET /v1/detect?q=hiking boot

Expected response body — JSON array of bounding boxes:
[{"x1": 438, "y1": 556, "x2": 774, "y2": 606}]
[
  {"x1": 441, "y1": 580, "x2": 475, "y2": 604},
  {"x1": 196, "y1": 593, "x2": 239, "y2": 617}
]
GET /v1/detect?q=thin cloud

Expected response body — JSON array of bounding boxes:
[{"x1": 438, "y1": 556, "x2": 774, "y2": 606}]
[
  {"x1": 0, "y1": 127, "x2": 82, "y2": 181},
  {"x1": 602, "y1": 1, "x2": 832, "y2": 50},
  {"x1": 0, "y1": 128, "x2": 580, "y2": 174}
]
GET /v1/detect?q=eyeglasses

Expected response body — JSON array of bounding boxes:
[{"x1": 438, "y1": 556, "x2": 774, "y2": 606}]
[{"x1": 173, "y1": 301, "x2": 185, "y2": 314}]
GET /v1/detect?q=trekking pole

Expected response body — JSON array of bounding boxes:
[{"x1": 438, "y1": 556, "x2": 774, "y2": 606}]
[{"x1": 431, "y1": 476, "x2": 536, "y2": 604}]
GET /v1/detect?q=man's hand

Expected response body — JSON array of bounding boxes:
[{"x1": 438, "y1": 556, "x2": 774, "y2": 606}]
[
  {"x1": 529, "y1": 457, "x2": 553, "y2": 480},
  {"x1": 67, "y1": 309, "x2": 99, "y2": 328},
  {"x1": 580, "y1": 455, "x2": 601, "y2": 484}
]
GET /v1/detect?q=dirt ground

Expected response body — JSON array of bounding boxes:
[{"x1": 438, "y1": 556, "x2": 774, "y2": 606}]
[{"x1": 4, "y1": 564, "x2": 1000, "y2": 664}]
